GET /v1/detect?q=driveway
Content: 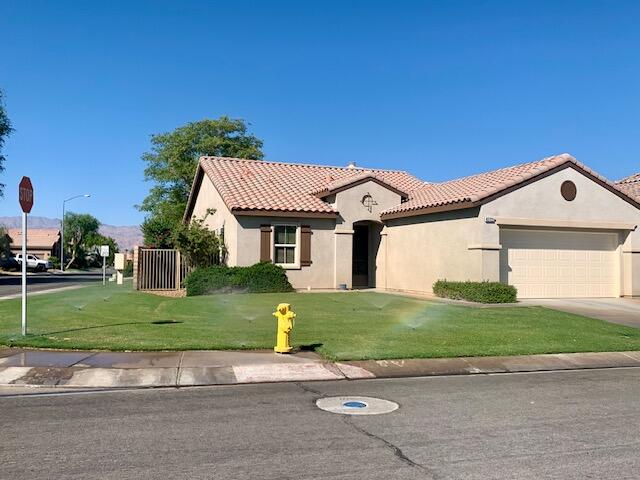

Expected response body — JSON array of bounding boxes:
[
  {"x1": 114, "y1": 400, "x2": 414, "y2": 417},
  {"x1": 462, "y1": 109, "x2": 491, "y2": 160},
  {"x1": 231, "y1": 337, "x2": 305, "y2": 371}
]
[{"x1": 522, "y1": 298, "x2": 640, "y2": 329}]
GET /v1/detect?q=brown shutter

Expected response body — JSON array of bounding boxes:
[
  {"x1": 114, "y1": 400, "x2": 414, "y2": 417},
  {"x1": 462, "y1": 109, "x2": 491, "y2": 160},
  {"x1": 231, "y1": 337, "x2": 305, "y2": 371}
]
[
  {"x1": 260, "y1": 225, "x2": 272, "y2": 262},
  {"x1": 300, "y1": 225, "x2": 312, "y2": 267}
]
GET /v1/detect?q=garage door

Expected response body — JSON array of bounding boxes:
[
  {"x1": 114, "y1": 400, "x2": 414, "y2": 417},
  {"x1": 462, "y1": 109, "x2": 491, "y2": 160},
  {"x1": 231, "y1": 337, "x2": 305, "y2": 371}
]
[{"x1": 500, "y1": 229, "x2": 619, "y2": 298}]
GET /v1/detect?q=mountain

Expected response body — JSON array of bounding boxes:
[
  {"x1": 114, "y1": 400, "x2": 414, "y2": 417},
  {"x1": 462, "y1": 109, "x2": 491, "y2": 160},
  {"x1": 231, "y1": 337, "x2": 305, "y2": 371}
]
[{"x1": 0, "y1": 216, "x2": 143, "y2": 251}]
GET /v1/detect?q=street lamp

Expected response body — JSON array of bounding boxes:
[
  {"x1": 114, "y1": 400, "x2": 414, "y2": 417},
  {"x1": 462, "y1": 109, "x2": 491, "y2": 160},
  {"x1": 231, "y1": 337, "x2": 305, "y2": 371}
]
[{"x1": 61, "y1": 194, "x2": 91, "y2": 272}]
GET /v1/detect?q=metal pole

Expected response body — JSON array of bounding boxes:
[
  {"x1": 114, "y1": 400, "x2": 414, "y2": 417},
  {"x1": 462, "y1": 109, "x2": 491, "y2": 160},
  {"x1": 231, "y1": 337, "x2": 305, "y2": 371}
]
[
  {"x1": 21, "y1": 212, "x2": 27, "y2": 336},
  {"x1": 103, "y1": 255, "x2": 106, "y2": 285},
  {"x1": 61, "y1": 201, "x2": 65, "y2": 272}
]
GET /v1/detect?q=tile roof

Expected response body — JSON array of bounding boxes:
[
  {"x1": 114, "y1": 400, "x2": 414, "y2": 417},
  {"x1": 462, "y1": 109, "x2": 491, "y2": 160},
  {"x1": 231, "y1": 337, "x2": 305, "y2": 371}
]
[
  {"x1": 382, "y1": 154, "x2": 637, "y2": 217},
  {"x1": 616, "y1": 173, "x2": 640, "y2": 201},
  {"x1": 8, "y1": 229, "x2": 60, "y2": 248},
  {"x1": 311, "y1": 171, "x2": 411, "y2": 197},
  {"x1": 193, "y1": 157, "x2": 425, "y2": 216}
]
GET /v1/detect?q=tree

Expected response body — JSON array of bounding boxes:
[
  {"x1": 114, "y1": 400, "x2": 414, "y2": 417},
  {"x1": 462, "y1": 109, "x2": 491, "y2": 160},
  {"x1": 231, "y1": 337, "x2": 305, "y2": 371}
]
[
  {"x1": 173, "y1": 209, "x2": 226, "y2": 267},
  {"x1": 0, "y1": 90, "x2": 13, "y2": 197},
  {"x1": 63, "y1": 213, "x2": 100, "y2": 269},
  {"x1": 0, "y1": 226, "x2": 11, "y2": 260},
  {"x1": 139, "y1": 116, "x2": 263, "y2": 247},
  {"x1": 86, "y1": 232, "x2": 119, "y2": 266}
]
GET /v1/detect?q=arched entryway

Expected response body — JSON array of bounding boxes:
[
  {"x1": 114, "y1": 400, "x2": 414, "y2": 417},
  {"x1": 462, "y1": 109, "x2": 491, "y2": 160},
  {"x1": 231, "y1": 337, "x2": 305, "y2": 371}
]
[{"x1": 352, "y1": 221, "x2": 383, "y2": 288}]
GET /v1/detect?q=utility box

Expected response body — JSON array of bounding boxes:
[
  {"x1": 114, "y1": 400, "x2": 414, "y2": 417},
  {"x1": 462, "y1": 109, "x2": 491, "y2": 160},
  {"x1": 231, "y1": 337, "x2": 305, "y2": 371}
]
[{"x1": 114, "y1": 253, "x2": 125, "y2": 270}]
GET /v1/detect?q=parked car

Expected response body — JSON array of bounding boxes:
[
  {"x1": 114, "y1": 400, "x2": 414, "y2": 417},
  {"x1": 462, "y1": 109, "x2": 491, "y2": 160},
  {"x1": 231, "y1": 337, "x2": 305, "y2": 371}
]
[
  {"x1": 0, "y1": 256, "x2": 20, "y2": 272},
  {"x1": 14, "y1": 254, "x2": 53, "y2": 272}
]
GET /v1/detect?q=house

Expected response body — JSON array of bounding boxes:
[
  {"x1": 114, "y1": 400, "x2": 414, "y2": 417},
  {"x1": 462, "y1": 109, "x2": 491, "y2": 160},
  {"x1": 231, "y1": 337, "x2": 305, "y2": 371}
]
[
  {"x1": 184, "y1": 154, "x2": 640, "y2": 299},
  {"x1": 8, "y1": 228, "x2": 61, "y2": 260}
]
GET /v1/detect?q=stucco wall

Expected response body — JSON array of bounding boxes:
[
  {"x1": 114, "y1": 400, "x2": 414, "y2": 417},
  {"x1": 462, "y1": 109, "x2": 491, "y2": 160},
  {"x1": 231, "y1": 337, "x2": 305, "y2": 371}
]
[
  {"x1": 332, "y1": 180, "x2": 403, "y2": 228},
  {"x1": 190, "y1": 174, "x2": 239, "y2": 265},
  {"x1": 384, "y1": 208, "x2": 483, "y2": 293},
  {"x1": 236, "y1": 215, "x2": 337, "y2": 289},
  {"x1": 480, "y1": 167, "x2": 640, "y2": 245}
]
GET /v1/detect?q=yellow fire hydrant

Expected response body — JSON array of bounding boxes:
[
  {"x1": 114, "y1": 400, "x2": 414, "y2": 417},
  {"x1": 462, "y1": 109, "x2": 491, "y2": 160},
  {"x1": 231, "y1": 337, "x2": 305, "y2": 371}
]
[{"x1": 273, "y1": 303, "x2": 295, "y2": 354}]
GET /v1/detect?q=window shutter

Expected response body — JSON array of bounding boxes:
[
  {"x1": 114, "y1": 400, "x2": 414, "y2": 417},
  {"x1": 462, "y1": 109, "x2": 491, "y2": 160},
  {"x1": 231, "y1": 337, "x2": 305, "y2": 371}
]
[
  {"x1": 301, "y1": 225, "x2": 312, "y2": 267},
  {"x1": 260, "y1": 225, "x2": 272, "y2": 262}
]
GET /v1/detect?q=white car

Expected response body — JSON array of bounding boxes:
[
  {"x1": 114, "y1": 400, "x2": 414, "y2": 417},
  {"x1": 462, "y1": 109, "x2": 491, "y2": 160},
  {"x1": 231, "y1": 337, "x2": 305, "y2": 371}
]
[{"x1": 14, "y1": 254, "x2": 52, "y2": 272}]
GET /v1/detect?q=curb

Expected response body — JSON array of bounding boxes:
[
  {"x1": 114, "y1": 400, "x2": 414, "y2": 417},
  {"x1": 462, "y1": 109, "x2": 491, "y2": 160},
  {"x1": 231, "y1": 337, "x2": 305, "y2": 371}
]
[
  {"x1": 1, "y1": 351, "x2": 639, "y2": 388},
  {"x1": 0, "y1": 362, "x2": 375, "y2": 388}
]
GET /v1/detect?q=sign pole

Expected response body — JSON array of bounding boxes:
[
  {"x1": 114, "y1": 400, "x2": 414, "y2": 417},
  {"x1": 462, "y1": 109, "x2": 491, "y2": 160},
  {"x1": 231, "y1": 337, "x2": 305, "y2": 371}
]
[
  {"x1": 18, "y1": 176, "x2": 33, "y2": 337},
  {"x1": 21, "y1": 211, "x2": 27, "y2": 336},
  {"x1": 100, "y1": 245, "x2": 109, "y2": 286}
]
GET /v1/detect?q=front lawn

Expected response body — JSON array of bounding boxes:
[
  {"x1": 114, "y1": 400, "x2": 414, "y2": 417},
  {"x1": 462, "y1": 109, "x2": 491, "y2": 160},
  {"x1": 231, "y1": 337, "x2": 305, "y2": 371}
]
[{"x1": 0, "y1": 282, "x2": 639, "y2": 360}]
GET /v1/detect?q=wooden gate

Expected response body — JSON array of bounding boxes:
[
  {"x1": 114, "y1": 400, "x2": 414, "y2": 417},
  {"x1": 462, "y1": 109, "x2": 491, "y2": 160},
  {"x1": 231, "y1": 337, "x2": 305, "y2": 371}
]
[{"x1": 135, "y1": 248, "x2": 194, "y2": 291}]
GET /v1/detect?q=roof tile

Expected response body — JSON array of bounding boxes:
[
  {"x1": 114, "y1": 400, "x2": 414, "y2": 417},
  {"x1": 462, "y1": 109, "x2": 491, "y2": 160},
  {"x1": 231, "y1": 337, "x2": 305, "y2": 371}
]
[
  {"x1": 382, "y1": 154, "x2": 636, "y2": 216},
  {"x1": 8, "y1": 229, "x2": 60, "y2": 248},
  {"x1": 616, "y1": 173, "x2": 640, "y2": 201},
  {"x1": 197, "y1": 157, "x2": 425, "y2": 215}
]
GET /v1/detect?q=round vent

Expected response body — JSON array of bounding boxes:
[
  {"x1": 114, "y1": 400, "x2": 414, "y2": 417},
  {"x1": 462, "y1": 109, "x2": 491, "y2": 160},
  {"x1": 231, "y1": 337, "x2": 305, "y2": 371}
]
[{"x1": 561, "y1": 181, "x2": 577, "y2": 201}]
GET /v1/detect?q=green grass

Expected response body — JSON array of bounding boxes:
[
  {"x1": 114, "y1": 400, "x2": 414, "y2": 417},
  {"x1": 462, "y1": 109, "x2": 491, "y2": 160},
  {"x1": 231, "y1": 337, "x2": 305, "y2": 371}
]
[{"x1": 1, "y1": 281, "x2": 639, "y2": 360}]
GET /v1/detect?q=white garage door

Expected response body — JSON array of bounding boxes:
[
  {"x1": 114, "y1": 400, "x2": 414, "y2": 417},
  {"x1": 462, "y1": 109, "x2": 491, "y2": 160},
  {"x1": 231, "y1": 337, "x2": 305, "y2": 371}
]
[{"x1": 500, "y1": 229, "x2": 619, "y2": 298}]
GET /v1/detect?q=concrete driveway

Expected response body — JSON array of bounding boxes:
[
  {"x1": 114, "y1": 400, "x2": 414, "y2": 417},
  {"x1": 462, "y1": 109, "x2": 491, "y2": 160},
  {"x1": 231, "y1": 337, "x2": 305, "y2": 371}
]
[{"x1": 522, "y1": 298, "x2": 640, "y2": 328}]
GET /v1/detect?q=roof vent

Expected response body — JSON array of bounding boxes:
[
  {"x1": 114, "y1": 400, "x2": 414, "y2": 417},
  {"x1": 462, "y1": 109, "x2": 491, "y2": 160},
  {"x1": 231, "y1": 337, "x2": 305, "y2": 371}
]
[{"x1": 347, "y1": 161, "x2": 357, "y2": 169}]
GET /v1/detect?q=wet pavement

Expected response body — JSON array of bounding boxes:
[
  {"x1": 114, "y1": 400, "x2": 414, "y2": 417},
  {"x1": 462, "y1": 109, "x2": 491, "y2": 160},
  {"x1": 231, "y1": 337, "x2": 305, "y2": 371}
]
[
  {"x1": 1, "y1": 347, "x2": 640, "y2": 388},
  {"x1": 0, "y1": 350, "x2": 94, "y2": 367},
  {"x1": 0, "y1": 349, "x2": 324, "y2": 369}
]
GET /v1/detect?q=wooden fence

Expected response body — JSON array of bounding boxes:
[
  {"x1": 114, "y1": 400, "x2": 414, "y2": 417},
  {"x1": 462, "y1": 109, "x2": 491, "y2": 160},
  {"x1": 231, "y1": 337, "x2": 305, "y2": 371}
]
[{"x1": 134, "y1": 248, "x2": 194, "y2": 291}]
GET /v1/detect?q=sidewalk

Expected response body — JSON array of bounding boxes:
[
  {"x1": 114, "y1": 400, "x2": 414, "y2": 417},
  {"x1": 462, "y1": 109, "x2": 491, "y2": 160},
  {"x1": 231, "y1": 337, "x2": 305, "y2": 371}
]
[{"x1": 1, "y1": 348, "x2": 640, "y2": 388}]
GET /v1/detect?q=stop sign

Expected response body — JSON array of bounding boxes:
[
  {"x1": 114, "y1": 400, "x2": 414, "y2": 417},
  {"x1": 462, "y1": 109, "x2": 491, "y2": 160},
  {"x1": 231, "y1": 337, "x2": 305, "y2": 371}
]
[{"x1": 19, "y1": 176, "x2": 34, "y2": 213}]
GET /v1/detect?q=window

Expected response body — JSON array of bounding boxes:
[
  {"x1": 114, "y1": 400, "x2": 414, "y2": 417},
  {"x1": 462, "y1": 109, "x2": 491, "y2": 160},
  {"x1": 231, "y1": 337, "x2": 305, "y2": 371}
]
[{"x1": 274, "y1": 225, "x2": 298, "y2": 266}]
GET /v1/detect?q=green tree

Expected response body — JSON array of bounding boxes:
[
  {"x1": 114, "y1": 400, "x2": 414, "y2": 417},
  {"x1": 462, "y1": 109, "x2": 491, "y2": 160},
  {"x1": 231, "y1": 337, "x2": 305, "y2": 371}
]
[
  {"x1": 173, "y1": 209, "x2": 226, "y2": 267},
  {"x1": 63, "y1": 212, "x2": 100, "y2": 269},
  {"x1": 139, "y1": 116, "x2": 263, "y2": 247},
  {"x1": 0, "y1": 226, "x2": 11, "y2": 260},
  {"x1": 0, "y1": 90, "x2": 13, "y2": 197},
  {"x1": 86, "y1": 232, "x2": 119, "y2": 266}
]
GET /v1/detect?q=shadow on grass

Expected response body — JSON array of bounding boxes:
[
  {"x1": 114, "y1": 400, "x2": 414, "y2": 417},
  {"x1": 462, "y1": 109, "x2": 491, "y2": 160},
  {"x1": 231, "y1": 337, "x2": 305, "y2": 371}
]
[
  {"x1": 298, "y1": 343, "x2": 323, "y2": 352},
  {"x1": 32, "y1": 320, "x2": 183, "y2": 337}
]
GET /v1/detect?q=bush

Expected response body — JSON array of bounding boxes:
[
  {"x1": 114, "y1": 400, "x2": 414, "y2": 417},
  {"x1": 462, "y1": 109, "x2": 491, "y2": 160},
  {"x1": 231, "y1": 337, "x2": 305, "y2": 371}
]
[
  {"x1": 123, "y1": 260, "x2": 134, "y2": 278},
  {"x1": 185, "y1": 262, "x2": 294, "y2": 296},
  {"x1": 48, "y1": 256, "x2": 61, "y2": 269},
  {"x1": 433, "y1": 280, "x2": 517, "y2": 304}
]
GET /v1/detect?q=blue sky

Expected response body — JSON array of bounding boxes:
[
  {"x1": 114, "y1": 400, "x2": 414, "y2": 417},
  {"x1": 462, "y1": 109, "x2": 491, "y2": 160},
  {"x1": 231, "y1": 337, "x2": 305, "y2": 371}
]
[{"x1": 1, "y1": 0, "x2": 638, "y2": 225}]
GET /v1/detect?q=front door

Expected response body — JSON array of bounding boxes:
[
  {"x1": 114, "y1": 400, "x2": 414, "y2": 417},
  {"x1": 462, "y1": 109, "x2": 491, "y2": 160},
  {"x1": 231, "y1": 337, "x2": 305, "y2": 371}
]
[{"x1": 352, "y1": 224, "x2": 369, "y2": 287}]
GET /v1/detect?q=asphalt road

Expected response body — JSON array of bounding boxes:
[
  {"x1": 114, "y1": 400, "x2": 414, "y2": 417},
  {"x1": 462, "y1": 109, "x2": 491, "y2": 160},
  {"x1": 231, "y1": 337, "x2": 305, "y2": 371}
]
[
  {"x1": 0, "y1": 271, "x2": 105, "y2": 297},
  {"x1": 1, "y1": 368, "x2": 639, "y2": 479}
]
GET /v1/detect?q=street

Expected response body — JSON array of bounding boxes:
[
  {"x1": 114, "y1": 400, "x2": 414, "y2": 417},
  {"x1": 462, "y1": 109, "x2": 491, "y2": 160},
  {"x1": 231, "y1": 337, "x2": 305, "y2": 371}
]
[
  {"x1": 1, "y1": 368, "x2": 639, "y2": 479},
  {"x1": 0, "y1": 271, "x2": 105, "y2": 298}
]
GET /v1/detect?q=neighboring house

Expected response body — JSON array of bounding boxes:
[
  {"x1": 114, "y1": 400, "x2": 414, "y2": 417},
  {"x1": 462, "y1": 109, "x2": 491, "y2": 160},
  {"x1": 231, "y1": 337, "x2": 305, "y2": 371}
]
[
  {"x1": 8, "y1": 228, "x2": 61, "y2": 260},
  {"x1": 184, "y1": 154, "x2": 640, "y2": 299}
]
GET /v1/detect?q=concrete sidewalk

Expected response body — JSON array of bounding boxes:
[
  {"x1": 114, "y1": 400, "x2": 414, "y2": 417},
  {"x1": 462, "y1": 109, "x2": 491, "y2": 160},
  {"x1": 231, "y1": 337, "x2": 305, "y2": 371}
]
[{"x1": 1, "y1": 348, "x2": 640, "y2": 388}]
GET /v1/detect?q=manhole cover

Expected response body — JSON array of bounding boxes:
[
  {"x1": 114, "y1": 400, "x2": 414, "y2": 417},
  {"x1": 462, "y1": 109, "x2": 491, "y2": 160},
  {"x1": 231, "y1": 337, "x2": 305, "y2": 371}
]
[{"x1": 316, "y1": 396, "x2": 399, "y2": 415}]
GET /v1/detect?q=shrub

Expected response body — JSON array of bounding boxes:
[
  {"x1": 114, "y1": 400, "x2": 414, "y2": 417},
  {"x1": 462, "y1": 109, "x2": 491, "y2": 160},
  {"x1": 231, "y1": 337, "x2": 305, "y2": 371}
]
[
  {"x1": 48, "y1": 256, "x2": 61, "y2": 269},
  {"x1": 433, "y1": 280, "x2": 517, "y2": 304},
  {"x1": 123, "y1": 260, "x2": 134, "y2": 278},
  {"x1": 185, "y1": 262, "x2": 294, "y2": 296},
  {"x1": 173, "y1": 209, "x2": 226, "y2": 267}
]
